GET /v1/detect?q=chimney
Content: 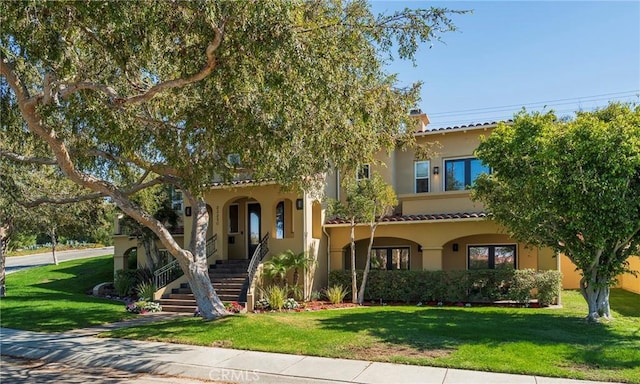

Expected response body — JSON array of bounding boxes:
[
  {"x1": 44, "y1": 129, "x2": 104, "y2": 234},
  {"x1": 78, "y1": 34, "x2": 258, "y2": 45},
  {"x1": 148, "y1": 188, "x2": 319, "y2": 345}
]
[{"x1": 410, "y1": 108, "x2": 430, "y2": 132}]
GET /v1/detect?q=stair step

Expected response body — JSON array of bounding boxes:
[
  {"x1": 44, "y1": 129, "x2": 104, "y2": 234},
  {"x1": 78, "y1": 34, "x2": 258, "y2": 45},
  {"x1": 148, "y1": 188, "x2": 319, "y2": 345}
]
[
  {"x1": 158, "y1": 298, "x2": 197, "y2": 306},
  {"x1": 160, "y1": 304, "x2": 197, "y2": 313},
  {"x1": 209, "y1": 272, "x2": 248, "y2": 278},
  {"x1": 168, "y1": 293, "x2": 194, "y2": 300}
]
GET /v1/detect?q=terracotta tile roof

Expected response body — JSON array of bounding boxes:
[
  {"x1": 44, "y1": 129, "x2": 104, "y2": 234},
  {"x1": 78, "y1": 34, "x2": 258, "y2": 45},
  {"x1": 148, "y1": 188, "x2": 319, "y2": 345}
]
[
  {"x1": 325, "y1": 212, "x2": 489, "y2": 225},
  {"x1": 416, "y1": 120, "x2": 513, "y2": 134},
  {"x1": 210, "y1": 178, "x2": 275, "y2": 188}
]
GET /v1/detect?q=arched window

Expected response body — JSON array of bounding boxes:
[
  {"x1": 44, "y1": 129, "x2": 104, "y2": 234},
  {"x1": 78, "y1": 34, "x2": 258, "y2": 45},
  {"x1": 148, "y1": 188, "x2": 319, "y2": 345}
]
[{"x1": 276, "y1": 201, "x2": 285, "y2": 239}]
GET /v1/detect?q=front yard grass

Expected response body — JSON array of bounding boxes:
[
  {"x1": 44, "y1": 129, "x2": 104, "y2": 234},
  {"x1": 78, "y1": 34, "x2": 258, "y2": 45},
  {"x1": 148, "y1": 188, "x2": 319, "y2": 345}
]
[
  {"x1": 106, "y1": 289, "x2": 640, "y2": 383},
  {"x1": 0, "y1": 255, "x2": 135, "y2": 332}
]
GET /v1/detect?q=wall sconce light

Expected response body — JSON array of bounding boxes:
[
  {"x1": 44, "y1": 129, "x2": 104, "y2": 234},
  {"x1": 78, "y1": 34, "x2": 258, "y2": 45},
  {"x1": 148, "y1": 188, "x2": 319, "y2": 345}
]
[
  {"x1": 452, "y1": 243, "x2": 459, "y2": 252},
  {"x1": 185, "y1": 207, "x2": 192, "y2": 217},
  {"x1": 296, "y1": 199, "x2": 304, "y2": 210},
  {"x1": 433, "y1": 166, "x2": 440, "y2": 175},
  {"x1": 418, "y1": 245, "x2": 423, "y2": 252}
]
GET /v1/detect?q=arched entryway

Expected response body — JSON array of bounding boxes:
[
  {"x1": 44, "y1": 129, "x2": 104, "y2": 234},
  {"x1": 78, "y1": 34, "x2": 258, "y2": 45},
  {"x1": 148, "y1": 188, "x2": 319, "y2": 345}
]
[
  {"x1": 224, "y1": 197, "x2": 262, "y2": 260},
  {"x1": 123, "y1": 247, "x2": 138, "y2": 270}
]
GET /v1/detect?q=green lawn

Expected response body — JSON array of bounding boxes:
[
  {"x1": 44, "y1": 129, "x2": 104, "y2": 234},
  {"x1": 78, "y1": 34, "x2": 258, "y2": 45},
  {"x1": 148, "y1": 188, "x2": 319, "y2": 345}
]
[
  {"x1": 0, "y1": 255, "x2": 135, "y2": 331},
  {"x1": 106, "y1": 289, "x2": 640, "y2": 383},
  {"x1": 2, "y1": 257, "x2": 638, "y2": 383}
]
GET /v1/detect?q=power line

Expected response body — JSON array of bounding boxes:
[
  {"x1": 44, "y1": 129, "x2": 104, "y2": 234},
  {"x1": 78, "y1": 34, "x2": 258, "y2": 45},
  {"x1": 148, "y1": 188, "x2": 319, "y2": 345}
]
[
  {"x1": 427, "y1": 94, "x2": 639, "y2": 128},
  {"x1": 427, "y1": 90, "x2": 639, "y2": 117}
]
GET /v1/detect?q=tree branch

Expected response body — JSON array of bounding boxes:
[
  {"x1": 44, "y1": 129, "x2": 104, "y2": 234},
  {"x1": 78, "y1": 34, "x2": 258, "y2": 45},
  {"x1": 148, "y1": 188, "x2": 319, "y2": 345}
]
[
  {"x1": 0, "y1": 148, "x2": 58, "y2": 165},
  {"x1": 58, "y1": 24, "x2": 224, "y2": 106},
  {"x1": 17, "y1": 176, "x2": 165, "y2": 208}
]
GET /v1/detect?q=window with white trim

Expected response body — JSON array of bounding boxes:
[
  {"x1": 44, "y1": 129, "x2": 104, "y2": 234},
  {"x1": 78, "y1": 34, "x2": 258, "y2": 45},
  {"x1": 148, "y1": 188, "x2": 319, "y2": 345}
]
[{"x1": 415, "y1": 160, "x2": 430, "y2": 193}]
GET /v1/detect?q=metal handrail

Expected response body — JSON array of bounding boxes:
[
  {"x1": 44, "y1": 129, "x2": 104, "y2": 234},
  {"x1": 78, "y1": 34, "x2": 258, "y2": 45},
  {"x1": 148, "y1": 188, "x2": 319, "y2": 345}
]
[
  {"x1": 206, "y1": 234, "x2": 217, "y2": 259},
  {"x1": 154, "y1": 234, "x2": 217, "y2": 289},
  {"x1": 247, "y1": 233, "x2": 269, "y2": 289}
]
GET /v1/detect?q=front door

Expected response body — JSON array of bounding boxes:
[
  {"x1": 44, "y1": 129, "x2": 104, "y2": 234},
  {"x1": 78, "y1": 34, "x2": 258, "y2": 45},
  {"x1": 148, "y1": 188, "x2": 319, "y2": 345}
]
[{"x1": 247, "y1": 203, "x2": 261, "y2": 258}]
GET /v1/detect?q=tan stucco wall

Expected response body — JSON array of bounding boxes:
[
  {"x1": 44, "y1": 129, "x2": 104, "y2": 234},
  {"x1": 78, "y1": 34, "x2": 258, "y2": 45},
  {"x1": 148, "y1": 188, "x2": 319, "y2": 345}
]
[
  {"x1": 619, "y1": 255, "x2": 640, "y2": 294},
  {"x1": 562, "y1": 254, "x2": 640, "y2": 293},
  {"x1": 326, "y1": 219, "x2": 557, "y2": 274}
]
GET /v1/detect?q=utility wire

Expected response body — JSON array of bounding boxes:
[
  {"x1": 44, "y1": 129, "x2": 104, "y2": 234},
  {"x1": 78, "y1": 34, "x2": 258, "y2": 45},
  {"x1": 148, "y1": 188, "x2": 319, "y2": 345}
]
[
  {"x1": 427, "y1": 90, "x2": 639, "y2": 117},
  {"x1": 427, "y1": 93, "x2": 639, "y2": 128}
]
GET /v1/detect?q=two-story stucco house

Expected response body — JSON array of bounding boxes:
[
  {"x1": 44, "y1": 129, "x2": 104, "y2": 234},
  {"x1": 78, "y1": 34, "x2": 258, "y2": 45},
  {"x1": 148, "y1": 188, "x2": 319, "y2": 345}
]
[{"x1": 112, "y1": 109, "x2": 563, "y2": 311}]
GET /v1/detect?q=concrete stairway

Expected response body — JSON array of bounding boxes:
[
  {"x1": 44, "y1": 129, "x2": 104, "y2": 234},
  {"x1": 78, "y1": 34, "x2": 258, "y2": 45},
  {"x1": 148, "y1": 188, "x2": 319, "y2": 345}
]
[{"x1": 157, "y1": 259, "x2": 250, "y2": 313}]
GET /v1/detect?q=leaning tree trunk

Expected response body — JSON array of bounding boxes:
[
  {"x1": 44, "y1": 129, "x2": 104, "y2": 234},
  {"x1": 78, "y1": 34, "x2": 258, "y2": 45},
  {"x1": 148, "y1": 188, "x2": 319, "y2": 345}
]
[
  {"x1": 357, "y1": 223, "x2": 377, "y2": 305},
  {"x1": 350, "y1": 220, "x2": 358, "y2": 304},
  {"x1": 186, "y1": 200, "x2": 227, "y2": 319},
  {"x1": 141, "y1": 233, "x2": 159, "y2": 270},
  {"x1": 580, "y1": 271, "x2": 612, "y2": 323}
]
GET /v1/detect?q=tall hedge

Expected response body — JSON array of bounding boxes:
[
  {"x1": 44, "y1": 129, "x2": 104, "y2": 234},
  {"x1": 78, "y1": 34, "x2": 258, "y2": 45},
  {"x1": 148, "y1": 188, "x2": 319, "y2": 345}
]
[{"x1": 328, "y1": 269, "x2": 562, "y2": 306}]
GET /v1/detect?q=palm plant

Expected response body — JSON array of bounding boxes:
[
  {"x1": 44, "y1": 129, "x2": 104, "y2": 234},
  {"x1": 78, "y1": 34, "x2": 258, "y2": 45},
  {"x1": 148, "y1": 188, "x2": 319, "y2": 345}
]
[
  {"x1": 282, "y1": 250, "x2": 315, "y2": 287},
  {"x1": 262, "y1": 252, "x2": 289, "y2": 286}
]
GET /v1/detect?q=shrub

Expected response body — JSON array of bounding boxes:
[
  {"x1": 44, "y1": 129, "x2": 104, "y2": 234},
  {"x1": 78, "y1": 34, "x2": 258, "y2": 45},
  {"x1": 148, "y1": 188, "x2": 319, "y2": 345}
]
[
  {"x1": 263, "y1": 285, "x2": 287, "y2": 310},
  {"x1": 536, "y1": 270, "x2": 563, "y2": 306},
  {"x1": 136, "y1": 281, "x2": 156, "y2": 301},
  {"x1": 255, "y1": 298, "x2": 270, "y2": 310},
  {"x1": 126, "y1": 300, "x2": 162, "y2": 314},
  {"x1": 114, "y1": 269, "x2": 138, "y2": 297},
  {"x1": 328, "y1": 269, "x2": 561, "y2": 305},
  {"x1": 225, "y1": 301, "x2": 244, "y2": 313},
  {"x1": 283, "y1": 298, "x2": 300, "y2": 309},
  {"x1": 325, "y1": 285, "x2": 349, "y2": 304},
  {"x1": 508, "y1": 269, "x2": 536, "y2": 304}
]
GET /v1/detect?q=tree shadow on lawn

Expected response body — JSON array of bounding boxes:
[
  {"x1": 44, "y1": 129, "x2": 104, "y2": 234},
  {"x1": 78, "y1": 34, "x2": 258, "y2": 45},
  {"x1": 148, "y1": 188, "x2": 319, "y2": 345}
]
[
  {"x1": 2, "y1": 257, "x2": 132, "y2": 332},
  {"x1": 316, "y1": 307, "x2": 640, "y2": 371}
]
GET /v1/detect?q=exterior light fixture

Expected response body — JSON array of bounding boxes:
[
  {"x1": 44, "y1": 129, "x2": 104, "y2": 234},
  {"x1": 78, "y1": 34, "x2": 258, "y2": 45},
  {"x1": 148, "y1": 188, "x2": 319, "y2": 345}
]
[
  {"x1": 296, "y1": 199, "x2": 304, "y2": 210},
  {"x1": 433, "y1": 166, "x2": 440, "y2": 175}
]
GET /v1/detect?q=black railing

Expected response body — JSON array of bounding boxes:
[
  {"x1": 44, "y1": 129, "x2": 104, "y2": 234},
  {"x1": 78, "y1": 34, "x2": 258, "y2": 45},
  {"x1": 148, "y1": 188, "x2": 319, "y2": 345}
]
[
  {"x1": 247, "y1": 233, "x2": 269, "y2": 290},
  {"x1": 154, "y1": 234, "x2": 217, "y2": 290}
]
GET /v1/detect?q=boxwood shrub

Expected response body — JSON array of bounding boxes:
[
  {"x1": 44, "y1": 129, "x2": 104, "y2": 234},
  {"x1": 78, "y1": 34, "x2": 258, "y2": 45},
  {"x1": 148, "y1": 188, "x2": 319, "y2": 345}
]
[{"x1": 329, "y1": 269, "x2": 562, "y2": 306}]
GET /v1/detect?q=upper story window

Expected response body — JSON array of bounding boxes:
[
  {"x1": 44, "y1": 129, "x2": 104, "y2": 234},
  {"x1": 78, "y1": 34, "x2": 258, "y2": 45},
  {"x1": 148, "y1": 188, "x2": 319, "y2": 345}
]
[
  {"x1": 415, "y1": 161, "x2": 430, "y2": 193},
  {"x1": 227, "y1": 154, "x2": 241, "y2": 167},
  {"x1": 444, "y1": 158, "x2": 490, "y2": 191},
  {"x1": 468, "y1": 245, "x2": 516, "y2": 270},
  {"x1": 171, "y1": 189, "x2": 183, "y2": 212},
  {"x1": 357, "y1": 164, "x2": 370, "y2": 181}
]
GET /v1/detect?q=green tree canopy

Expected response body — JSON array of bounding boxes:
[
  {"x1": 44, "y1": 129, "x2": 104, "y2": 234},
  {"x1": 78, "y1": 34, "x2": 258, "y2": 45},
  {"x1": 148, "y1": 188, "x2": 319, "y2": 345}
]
[
  {"x1": 1, "y1": 0, "x2": 464, "y2": 318},
  {"x1": 473, "y1": 103, "x2": 640, "y2": 322}
]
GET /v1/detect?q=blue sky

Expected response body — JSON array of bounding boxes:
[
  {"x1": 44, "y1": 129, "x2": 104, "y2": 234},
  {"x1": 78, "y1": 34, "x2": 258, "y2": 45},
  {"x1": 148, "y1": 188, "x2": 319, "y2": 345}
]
[{"x1": 371, "y1": 1, "x2": 640, "y2": 128}]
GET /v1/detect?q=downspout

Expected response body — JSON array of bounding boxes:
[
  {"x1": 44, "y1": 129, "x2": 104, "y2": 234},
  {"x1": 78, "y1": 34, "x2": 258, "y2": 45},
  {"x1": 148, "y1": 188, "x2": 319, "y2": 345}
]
[
  {"x1": 556, "y1": 250, "x2": 562, "y2": 306},
  {"x1": 323, "y1": 225, "x2": 331, "y2": 279},
  {"x1": 302, "y1": 190, "x2": 309, "y2": 299}
]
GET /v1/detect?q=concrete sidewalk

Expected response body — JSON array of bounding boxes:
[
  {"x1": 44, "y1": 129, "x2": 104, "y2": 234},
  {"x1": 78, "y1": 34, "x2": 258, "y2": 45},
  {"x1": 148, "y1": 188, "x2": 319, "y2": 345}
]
[{"x1": 0, "y1": 320, "x2": 618, "y2": 384}]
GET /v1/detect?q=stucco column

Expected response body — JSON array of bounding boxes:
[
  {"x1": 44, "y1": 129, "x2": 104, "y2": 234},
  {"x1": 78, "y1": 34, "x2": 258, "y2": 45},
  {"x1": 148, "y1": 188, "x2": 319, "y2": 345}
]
[{"x1": 421, "y1": 246, "x2": 443, "y2": 271}]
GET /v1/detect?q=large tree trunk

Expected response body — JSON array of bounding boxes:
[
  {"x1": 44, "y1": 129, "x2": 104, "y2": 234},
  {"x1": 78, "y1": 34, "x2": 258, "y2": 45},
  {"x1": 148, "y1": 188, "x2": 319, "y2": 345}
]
[
  {"x1": 580, "y1": 271, "x2": 612, "y2": 323},
  {"x1": 350, "y1": 220, "x2": 358, "y2": 304},
  {"x1": 186, "y1": 200, "x2": 227, "y2": 319},
  {"x1": 357, "y1": 224, "x2": 377, "y2": 305},
  {"x1": 142, "y1": 234, "x2": 159, "y2": 271},
  {"x1": 0, "y1": 220, "x2": 10, "y2": 297}
]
